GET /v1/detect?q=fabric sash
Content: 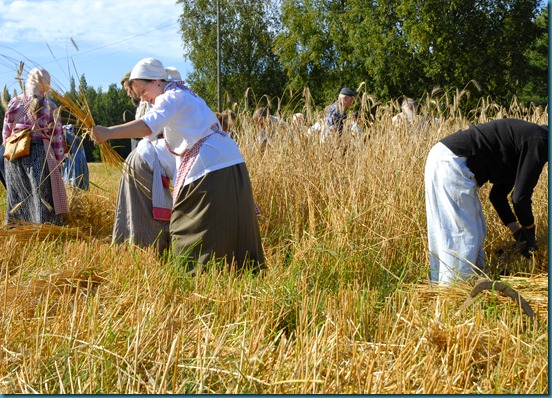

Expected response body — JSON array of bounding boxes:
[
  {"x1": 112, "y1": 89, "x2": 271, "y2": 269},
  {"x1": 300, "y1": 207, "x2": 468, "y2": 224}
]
[
  {"x1": 42, "y1": 138, "x2": 68, "y2": 214},
  {"x1": 170, "y1": 130, "x2": 221, "y2": 203},
  {"x1": 152, "y1": 144, "x2": 172, "y2": 221}
]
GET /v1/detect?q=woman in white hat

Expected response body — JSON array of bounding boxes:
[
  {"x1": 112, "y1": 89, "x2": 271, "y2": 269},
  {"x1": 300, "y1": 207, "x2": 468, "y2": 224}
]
[
  {"x1": 92, "y1": 58, "x2": 264, "y2": 272},
  {"x1": 2, "y1": 67, "x2": 68, "y2": 225}
]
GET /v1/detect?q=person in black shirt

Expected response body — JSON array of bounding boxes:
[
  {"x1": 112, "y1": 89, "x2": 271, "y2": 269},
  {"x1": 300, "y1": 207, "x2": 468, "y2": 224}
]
[{"x1": 424, "y1": 118, "x2": 548, "y2": 284}]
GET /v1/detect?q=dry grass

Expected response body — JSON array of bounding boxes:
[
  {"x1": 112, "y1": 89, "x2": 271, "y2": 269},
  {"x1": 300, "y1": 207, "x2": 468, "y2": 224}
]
[
  {"x1": 49, "y1": 88, "x2": 125, "y2": 167},
  {"x1": 0, "y1": 93, "x2": 548, "y2": 394}
]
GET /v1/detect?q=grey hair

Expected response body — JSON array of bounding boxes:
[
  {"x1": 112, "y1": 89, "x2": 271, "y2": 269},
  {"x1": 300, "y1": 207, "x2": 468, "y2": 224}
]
[{"x1": 402, "y1": 98, "x2": 418, "y2": 109}]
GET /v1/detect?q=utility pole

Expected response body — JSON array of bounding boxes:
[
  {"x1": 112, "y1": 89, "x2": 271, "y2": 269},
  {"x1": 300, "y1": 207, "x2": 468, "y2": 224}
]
[{"x1": 217, "y1": 0, "x2": 221, "y2": 112}]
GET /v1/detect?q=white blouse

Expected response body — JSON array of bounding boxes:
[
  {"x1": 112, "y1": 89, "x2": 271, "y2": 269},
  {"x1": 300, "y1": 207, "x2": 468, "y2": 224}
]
[{"x1": 141, "y1": 84, "x2": 244, "y2": 186}]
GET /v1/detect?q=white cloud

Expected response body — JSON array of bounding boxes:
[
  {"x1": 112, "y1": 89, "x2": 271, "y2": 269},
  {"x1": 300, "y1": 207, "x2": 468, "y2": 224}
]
[
  {"x1": 0, "y1": 0, "x2": 189, "y2": 90},
  {"x1": 0, "y1": 0, "x2": 183, "y2": 57}
]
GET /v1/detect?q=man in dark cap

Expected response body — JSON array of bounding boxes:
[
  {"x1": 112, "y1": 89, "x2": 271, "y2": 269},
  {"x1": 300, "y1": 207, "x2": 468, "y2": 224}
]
[{"x1": 326, "y1": 87, "x2": 356, "y2": 135}]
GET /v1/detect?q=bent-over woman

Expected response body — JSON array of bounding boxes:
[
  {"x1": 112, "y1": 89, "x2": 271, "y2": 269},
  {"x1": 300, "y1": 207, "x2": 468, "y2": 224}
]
[
  {"x1": 92, "y1": 58, "x2": 264, "y2": 272},
  {"x1": 425, "y1": 119, "x2": 548, "y2": 284}
]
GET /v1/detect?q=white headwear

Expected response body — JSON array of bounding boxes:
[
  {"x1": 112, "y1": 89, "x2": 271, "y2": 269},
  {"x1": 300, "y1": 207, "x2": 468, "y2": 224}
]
[
  {"x1": 26, "y1": 68, "x2": 51, "y2": 97},
  {"x1": 129, "y1": 58, "x2": 168, "y2": 81},
  {"x1": 165, "y1": 66, "x2": 182, "y2": 81}
]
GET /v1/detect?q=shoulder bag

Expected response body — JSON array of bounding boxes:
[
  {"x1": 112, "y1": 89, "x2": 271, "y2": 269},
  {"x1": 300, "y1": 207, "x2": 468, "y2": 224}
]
[{"x1": 4, "y1": 100, "x2": 33, "y2": 161}]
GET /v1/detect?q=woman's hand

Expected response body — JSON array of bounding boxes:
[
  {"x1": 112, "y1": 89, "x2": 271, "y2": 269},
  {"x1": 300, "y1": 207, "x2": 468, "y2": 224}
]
[
  {"x1": 90, "y1": 126, "x2": 110, "y2": 143},
  {"x1": 91, "y1": 120, "x2": 152, "y2": 143}
]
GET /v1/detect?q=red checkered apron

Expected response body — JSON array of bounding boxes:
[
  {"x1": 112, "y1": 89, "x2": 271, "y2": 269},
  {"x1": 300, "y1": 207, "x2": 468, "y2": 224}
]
[
  {"x1": 167, "y1": 125, "x2": 260, "y2": 215},
  {"x1": 169, "y1": 129, "x2": 217, "y2": 203}
]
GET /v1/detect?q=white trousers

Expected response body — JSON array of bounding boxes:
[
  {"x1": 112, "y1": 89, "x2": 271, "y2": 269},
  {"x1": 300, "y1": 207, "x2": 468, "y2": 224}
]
[{"x1": 424, "y1": 142, "x2": 486, "y2": 284}]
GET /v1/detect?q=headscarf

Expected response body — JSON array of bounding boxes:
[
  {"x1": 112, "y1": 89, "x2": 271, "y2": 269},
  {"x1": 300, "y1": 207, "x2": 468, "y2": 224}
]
[
  {"x1": 165, "y1": 66, "x2": 182, "y2": 81},
  {"x1": 25, "y1": 68, "x2": 51, "y2": 97},
  {"x1": 130, "y1": 58, "x2": 182, "y2": 82}
]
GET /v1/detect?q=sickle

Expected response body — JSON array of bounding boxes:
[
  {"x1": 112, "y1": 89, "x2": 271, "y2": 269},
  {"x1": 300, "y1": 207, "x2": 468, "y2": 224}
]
[{"x1": 455, "y1": 280, "x2": 536, "y2": 321}]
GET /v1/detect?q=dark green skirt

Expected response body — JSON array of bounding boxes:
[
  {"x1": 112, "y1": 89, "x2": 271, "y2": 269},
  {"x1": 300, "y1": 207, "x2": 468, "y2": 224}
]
[{"x1": 170, "y1": 162, "x2": 265, "y2": 272}]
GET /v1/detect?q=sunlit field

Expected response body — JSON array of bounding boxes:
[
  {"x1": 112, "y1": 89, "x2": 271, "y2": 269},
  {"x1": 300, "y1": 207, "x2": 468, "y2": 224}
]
[{"x1": 0, "y1": 91, "x2": 548, "y2": 394}]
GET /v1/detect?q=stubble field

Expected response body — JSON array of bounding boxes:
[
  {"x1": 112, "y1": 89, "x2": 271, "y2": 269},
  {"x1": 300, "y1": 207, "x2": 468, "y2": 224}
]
[{"x1": 0, "y1": 93, "x2": 548, "y2": 393}]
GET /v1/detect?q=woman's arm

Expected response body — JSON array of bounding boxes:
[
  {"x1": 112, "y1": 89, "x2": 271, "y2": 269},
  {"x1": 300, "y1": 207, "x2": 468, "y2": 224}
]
[{"x1": 91, "y1": 119, "x2": 152, "y2": 143}]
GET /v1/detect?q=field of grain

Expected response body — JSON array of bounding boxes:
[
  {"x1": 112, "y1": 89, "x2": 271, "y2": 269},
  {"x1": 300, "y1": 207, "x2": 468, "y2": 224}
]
[{"x1": 0, "y1": 94, "x2": 548, "y2": 394}]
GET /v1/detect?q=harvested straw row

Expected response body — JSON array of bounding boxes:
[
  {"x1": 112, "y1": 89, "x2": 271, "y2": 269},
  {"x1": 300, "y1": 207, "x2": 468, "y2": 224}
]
[
  {"x1": 412, "y1": 274, "x2": 548, "y2": 318},
  {"x1": 0, "y1": 220, "x2": 90, "y2": 242},
  {"x1": 0, "y1": 267, "x2": 106, "y2": 318}
]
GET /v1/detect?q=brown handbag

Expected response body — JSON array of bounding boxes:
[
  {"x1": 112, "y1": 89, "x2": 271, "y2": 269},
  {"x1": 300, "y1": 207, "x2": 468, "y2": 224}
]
[
  {"x1": 3, "y1": 99, "x2": 33, "y2": 162},
  {"x1": 3, "y1": 128, "x2": 32, "y2": 161}
]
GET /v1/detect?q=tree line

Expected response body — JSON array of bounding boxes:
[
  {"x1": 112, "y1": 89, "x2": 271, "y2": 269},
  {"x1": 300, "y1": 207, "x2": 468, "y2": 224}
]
[
  {"x1": 1, "y1": 0, "x2": 548, "y2": 161},
  {"x1": 179, "y1": 0, "x2": 548, "y2": 109}
]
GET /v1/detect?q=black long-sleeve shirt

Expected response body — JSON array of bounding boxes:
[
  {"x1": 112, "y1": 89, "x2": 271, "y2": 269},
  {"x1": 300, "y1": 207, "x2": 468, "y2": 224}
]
[{"x1": 440, "y1": 118, "x2": 548, "y2": 227}]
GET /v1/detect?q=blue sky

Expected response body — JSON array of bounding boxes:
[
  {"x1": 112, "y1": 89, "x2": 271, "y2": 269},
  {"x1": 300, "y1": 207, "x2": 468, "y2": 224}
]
[{"x1": 0, "y1": 0, "x2": 192, "y2": 94}]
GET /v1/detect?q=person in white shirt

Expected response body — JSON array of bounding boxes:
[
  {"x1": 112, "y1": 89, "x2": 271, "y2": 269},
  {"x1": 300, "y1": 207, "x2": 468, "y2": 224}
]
[
  {"x1": 392, "y1": 97, "x2": 419, "y2": 125},
  {"x1": 92, "y1": 58, "x2": 264, "y2": 272}
]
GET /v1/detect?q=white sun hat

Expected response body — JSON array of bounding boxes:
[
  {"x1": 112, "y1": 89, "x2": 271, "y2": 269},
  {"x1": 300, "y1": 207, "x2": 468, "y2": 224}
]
[{"x1": 129, "y1": 58, "x2": 168, "y2": 81}]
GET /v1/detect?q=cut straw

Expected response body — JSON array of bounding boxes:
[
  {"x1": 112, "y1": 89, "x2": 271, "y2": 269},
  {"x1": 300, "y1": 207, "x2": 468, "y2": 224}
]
[
  {"x1": 0, "y1": 220, "x2": 89, "y2": 242},
  {"x1": 49, "y1": 88, "x2": 125, "y2": 167}
]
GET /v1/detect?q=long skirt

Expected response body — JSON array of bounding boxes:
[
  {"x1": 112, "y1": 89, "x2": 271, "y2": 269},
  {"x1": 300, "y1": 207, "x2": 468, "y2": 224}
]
[
  {"x1": 171, "y1": 162, "x2": 265, "y2": 272},
  {"x1": 4, "y1": 141, "x2": 61, "y2": 225},
  {"x1": 112, "y1": 149, "x2": 171, "y2": 253},
  {"x1": 424, "y1": 142, "x2": 486, "y2": 284}
]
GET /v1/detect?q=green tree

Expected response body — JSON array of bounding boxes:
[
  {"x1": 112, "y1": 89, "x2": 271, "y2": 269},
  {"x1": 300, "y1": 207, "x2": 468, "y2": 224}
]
[
  {"x1": 69, "y1": 76, "x2": 77, "y2": 97},
  {"x1": 395, "y1": 0, "x2": 542, "y2": 103},
  {"x1": 78, "y1": 75, "x2": 88, "y2": 93},
  {"x1": 276, "y1": 0, "x2": 545, "y2": 106},
  {"x1": 348, "y1": 0, "x2": 423, "y2": 99},
  {"x1": 95, "y1": 84, "x2": 134, "y2": 158},
  {"x1": 275, "y1": 0, "x2": 364, "y2": 105},
  {"x1": 519, "y1": 5, "x2": 548, "y2": 106},
  {"x1": 177, "y1": 0, "x2": 287, "y2": 109}
]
